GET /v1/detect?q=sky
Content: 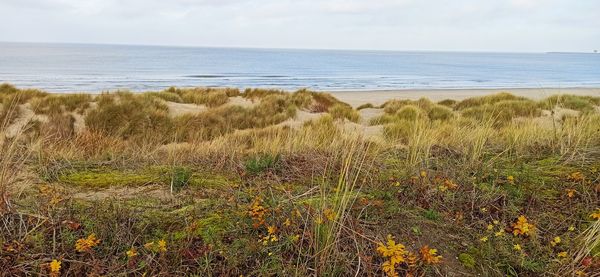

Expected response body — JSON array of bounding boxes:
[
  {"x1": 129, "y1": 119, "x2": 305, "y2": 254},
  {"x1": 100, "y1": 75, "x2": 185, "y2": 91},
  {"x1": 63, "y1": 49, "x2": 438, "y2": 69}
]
[{"x1": 0, "y1": 0, "x2": 598, "y2": 52}]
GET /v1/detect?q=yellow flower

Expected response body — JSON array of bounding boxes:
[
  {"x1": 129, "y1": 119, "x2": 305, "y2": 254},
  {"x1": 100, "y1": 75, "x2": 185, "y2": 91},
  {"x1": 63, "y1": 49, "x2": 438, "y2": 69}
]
[
  {"x1": 487, "y1": 224, "x2": 494, "y2": 231},
  {"x1": 323, "y1": 208, "x2": 336, "y2": 221},
  {"x1": 568, "y1": 226, "x2": 576, "y2": 232},
  {"x1": 480, "y1": 208, "x2": 488, "y2": 213},
  {"x1": 550, "y1": 236, "x2": 561, "y2": 247},
  {"x1": 590, "y1": 209, "x2": 600, "y2": 220},
  {"x1": 75, "y1": 233, "x2": 100, "y2": 252},
  {"x1": 557, "y1": 251, "x2": 568, "y2": 258},
  {"x1": 419, "y1": 245, "x2": 442, "y2": 264},
  {"x1": 565, "y1": 189, "x2": 577, "y2": 198},
  {"x1": 513, "y1": 244, "x2": 522, "y2": 251},
  {"x1": 145, "y1": 240, "x2": 167, "y2": 253},
  {"x1": 569, "y1": 172, "x2": 584, "y2": 182},
  {"x1": 420, "y1": 170, "x2": 427, "y2": 178},
  {"x1": 493, "y1": 220, "x2": 499, "y2": 225},
  {"x1": 512, "y1": 216, "x2": 534, "y2": 236},
  {"x1": 267, "y1": 225, "x2": 277, "y2": 235},
  {"x1": 49, "y1": 259, "x2": 61, "y2": 276},
  {"x1": 377, "y1": 235, "x2": 406, "y2": 277},
  {"x1": 377, "y1": 235, "x2": 406, "y2": 259},
  {"x1": 158, "y1": 239, "x2": 167, "y2": 252},
  {"x1": 507, "y1": 175, "x2": 514, "y2": 183},
  {"x1": 382, "y1": 261, "x2": 399, "y2": 277},
  {"x1": 283, "y1": 218, "x2": 291, "y2": 227},
  {"x1": 480, "y1": 236, "x2": 489, "y2": 242},
  {"x1": 438, "y1": 179, "x2": 458, "y2": 191},
  {"x1": 495, "y1": 230, "x2": 505, "y2": 237},
  {"x1": 126, "y1": 248, "x2": 138, "y2": 258}
]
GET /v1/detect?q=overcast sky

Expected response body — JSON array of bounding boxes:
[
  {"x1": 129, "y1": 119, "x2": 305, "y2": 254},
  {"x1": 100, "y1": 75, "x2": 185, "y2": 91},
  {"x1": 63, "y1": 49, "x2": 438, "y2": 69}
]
[{"x1": 0, "y1": 0, "x2": 598, "y2": 52}]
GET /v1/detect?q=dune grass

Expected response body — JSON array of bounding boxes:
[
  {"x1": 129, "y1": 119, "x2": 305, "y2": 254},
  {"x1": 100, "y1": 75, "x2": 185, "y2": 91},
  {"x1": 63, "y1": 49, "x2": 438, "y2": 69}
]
[
  {"x1": 1, "y1": 85, "x2": 600, "y2": 276},
  {"x1": 30, "y1": 94, "x2": 92, "y2": 115}
]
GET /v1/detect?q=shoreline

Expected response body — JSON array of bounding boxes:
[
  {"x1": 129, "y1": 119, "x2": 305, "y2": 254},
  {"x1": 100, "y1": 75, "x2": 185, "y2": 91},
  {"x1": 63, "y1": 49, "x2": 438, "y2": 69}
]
[{"x1": 328, "y1": 87, "x2": 600, "y2": 107}]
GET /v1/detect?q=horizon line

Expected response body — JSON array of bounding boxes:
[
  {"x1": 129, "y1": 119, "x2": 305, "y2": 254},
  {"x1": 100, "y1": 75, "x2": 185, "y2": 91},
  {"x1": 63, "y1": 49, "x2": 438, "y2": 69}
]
[{"x1": 3, "y1": 40, "x2": 596, "y2": 55}]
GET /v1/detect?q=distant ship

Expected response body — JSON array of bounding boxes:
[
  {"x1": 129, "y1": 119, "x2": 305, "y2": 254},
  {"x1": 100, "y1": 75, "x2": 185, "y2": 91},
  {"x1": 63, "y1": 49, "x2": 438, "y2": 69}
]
[{"x1": 547, "y1": 50, "x2": 599, "y2": 54}]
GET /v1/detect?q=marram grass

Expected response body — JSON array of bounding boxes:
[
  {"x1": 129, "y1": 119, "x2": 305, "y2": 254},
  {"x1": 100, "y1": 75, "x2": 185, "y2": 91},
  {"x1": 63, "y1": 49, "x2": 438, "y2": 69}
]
[{"x1": 1, "y1": 84, "x2": 600, "y2": 276}]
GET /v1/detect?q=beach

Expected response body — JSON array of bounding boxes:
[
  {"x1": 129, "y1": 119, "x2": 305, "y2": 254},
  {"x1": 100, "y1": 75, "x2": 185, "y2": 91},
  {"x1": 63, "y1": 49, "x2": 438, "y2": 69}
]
[{"x1": 330, "y1": 87, "x2": 600, "y2": 107}]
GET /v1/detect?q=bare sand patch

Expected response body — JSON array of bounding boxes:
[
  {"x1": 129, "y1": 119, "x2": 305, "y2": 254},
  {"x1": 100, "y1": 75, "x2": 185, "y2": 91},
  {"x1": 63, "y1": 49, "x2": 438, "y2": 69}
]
[
  {"x1": 277, "y1": 110, "x2": 327, "y2": 128},
  {"x1": 228, "y1": 96, "x2": 257, "y2": 108},
  {"x1": 166, "y1": 101, "x2": 206, "y2": 116},
  {"x1": 358, "y1": 108, "x2": 383, "y2": 124},
  {"x1": 5, "y1": 103, "x2": 48, "y2": 138}
]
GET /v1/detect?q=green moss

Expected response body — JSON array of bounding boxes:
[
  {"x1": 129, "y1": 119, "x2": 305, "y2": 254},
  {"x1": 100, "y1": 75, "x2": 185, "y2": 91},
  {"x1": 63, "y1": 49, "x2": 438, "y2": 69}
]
[{"x1": 189, "y1": 174, "x2": 233, "y2": 188}]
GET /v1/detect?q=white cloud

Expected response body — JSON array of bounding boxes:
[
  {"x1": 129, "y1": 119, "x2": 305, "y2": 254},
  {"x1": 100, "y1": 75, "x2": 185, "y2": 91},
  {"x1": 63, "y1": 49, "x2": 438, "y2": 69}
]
[{"x1": 0, "y1": 0, "x2": 598, "y2": 52}]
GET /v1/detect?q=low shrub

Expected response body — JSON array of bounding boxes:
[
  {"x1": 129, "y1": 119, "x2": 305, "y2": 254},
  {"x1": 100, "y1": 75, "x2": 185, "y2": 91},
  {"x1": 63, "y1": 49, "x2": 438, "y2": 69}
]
[
  {"x1": 0, "y1": 84, "x2": 47, "y2": 104},
  {"x1": 437, "y1": 99, "x2": 457, "y2": 107},
  {"x1": 461, "y1": 100, "x2": 541, "y2": 125},
  {"x1": 455, "y1": 92, "x2": 527, "y2": 110},
  {"x1": 396, "y1": 105, "x2": 424, "y2": 121},
  {"x1": 383, "y1": 119, "x2": 417, "y2": 142},
  {"x1": 538, "y1": 94, "x2": 600, "y2": 113},
  {"x1": 357, "y1": 103, "x2": 375, "y2": 110},
  {"x1": 146, "y1": 91, "x2": 183, "y2": 103},
  {"x1": 85, "y1": 93, "x2": 173, "y2": 142},
  {"x1": 428, "y1": 105, "x2": 455, "y2": 121},
  {"x1": 243, "y1": 88, "x2": 285, "y2": 99},
  {"x1": 30, "y1": 94, "x2": 92, "y2": 115},
  {"x1": 328, "y1": 103, "x2": 360, "y2": 122}
]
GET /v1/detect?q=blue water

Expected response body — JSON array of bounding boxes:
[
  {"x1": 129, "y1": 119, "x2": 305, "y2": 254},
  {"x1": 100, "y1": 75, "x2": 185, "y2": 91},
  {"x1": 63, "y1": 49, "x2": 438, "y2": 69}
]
[{"x1": 1, "y1": 42, "x2": 599, "y2": 92}]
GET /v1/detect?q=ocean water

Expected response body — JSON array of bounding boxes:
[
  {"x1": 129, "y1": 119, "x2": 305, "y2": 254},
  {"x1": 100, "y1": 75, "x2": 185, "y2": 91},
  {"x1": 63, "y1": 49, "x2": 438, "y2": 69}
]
[{"x1": 1, "y1": 42, "x2": 599, "y2": 92}]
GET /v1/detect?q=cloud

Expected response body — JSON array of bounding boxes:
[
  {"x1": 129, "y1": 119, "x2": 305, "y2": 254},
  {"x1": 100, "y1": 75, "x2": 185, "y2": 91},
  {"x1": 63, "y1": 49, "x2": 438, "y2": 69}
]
[{"x1": 0, "y1": 0, "x2": 598, "y2": 52}]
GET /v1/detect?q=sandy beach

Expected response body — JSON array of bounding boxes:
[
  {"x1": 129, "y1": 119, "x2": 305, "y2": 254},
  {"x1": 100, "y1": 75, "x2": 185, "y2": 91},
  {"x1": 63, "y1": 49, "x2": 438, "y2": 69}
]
[{"x1": 330, "y1": 87, "x2": 600, "y2": 107}]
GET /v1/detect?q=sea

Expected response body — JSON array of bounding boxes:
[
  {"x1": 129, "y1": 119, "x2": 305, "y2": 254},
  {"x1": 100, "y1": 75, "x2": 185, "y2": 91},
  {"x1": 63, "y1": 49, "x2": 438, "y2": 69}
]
[{"x1": 1, "y1": 41, "x2": 599, "y2": 93}]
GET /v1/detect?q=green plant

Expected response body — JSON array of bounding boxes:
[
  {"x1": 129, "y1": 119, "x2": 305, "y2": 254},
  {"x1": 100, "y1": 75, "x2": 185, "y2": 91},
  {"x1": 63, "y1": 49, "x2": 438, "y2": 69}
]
[
  {"x1": 458, "y1": 253, "x2": 476, "y2": 268},
  {"x1": 423, "y1": 209, "x2": 440, "y2": 221},
  {"x1": 244, "y1": 154, "x2": 280, "y2": 175},
  {"x1": 168, "y1": 167, "x2": 192, "y2": 192}
]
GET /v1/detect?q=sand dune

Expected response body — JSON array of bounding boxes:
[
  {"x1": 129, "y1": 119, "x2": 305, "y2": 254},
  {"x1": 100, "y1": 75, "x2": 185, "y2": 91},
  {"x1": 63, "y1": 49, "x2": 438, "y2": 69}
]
[{"x1": 330, "y1": 88, "x2": 600, "y2": 107}]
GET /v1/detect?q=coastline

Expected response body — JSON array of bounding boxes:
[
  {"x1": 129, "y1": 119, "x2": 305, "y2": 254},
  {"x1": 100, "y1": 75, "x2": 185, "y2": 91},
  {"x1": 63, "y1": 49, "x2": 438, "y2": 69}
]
[{"x1": 328, "y1": 87, "x2": 600, "y2": 107}]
